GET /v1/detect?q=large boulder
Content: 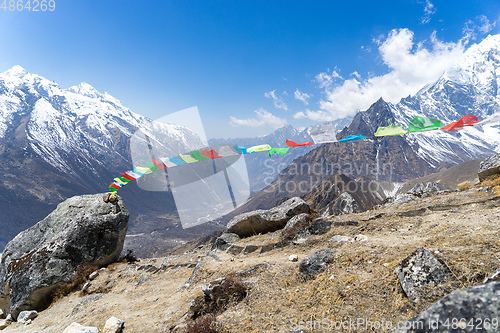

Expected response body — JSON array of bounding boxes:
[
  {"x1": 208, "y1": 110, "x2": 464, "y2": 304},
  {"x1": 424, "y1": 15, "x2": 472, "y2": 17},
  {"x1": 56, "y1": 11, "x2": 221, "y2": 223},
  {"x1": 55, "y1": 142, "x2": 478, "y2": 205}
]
[
  {"x1": 0, "y1": 193, "x2": 128, "y2": 318},
  {"x1": 394, "y1": 281, "x2": 500, "y2": 333},
  {"x1": 396, "y1": 248, "x2": 453, "y2": 304},
  {"x1": 478, "y1": 153, "x2": 500, "y2": 181},
  {"x1": 226, "y1": 197, "x2": 310, "y2": 238}
]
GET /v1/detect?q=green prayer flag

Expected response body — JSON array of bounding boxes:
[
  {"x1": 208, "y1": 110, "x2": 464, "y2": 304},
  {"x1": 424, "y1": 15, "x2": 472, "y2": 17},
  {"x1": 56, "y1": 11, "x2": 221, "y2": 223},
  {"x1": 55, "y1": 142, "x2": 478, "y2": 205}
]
[
  {"x1": 407, "y1": 116, "x2": 444, "y2": 133},
  {"x1": 119, "y1": 177, "x2": 131, "y2": 183},
  {"x1": 268, "y1": 147, "x2": 290, "y2": 157},
  {"x1": 190, "y1": 150, "x2": 210, "y2": 161},
  {"x1": 144, "y1": 162, "x2": 160, "y2": 172}
]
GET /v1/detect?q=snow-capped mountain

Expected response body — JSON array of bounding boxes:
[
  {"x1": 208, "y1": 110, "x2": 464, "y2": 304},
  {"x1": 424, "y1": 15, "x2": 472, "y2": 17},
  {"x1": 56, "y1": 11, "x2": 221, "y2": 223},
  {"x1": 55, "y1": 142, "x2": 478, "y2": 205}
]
[
  {"x1": 390, "y1": 34, "x2": 500, "y2": 168},
  {"x1": 0, "y1": 66, "x2": 208, "y2": 254},
  {"x1": 0, "y1": 65, "x2": 204, "y2": 177}
]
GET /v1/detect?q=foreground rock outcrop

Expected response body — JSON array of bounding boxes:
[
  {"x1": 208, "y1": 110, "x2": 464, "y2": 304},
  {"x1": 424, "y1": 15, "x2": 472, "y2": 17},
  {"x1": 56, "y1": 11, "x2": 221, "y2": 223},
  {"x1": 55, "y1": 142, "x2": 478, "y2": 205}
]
[
  {"x1": 395, "y1": 281, "x2": 500, "y2": 333},
  {"x1": 226, "y1": 197, "x2": 310, "y2": 237},
  {"x1": 478, "y1": 153, "x2": 500, "y2": 181},
  {"x1": 0, "y1": 194, "x2": 129, "y2": 318}
]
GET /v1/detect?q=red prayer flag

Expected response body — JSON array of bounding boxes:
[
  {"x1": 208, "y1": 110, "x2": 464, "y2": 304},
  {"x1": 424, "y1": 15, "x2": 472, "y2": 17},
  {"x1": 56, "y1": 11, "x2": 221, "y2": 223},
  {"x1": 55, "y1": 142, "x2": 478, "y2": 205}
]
[
  {"x1": 440, "y1": 115, "x2": 480, "y2": 132},
  {"x1": 109, "y1": 183, "x2": 121, "y2": 190},
  {"x1": 152, "y1": 159, "x2": 167, "y2": 170},
  {"x1": 202, "y1": 149, "x2": 221, "y2": 159},
  {"x1": 121, "y1": 173, "x2": 136, "y2": 181},
  {"x1": 286, "y1": 139, "x2": 314, "y2": 147}
]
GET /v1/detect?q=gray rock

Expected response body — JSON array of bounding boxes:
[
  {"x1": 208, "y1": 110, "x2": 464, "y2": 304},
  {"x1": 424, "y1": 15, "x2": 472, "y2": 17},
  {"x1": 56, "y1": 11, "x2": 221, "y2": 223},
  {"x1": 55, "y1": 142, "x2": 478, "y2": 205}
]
[
  {"x1": 478, "y1": 153, "x2": 500, "y2": 181},
  {"x1": 102, "y1": 316, "x2": 124, "y2": 333},
  {"x1": 395, "y1": 248, "x2": 452, "y2": 304},
  {"x1": 136, "y1": 273, "x2": 150, "y2": 286},
  {"x1": 394, "y1": 281, "x2": 500, "y2": 333},
  {"x1": 484, "y1": 268, "x2": 500, "y2": 284},
  {"x1": 408, "y1": 182, "x2": 441, "y2": 196},
  {"x1": 243, "y1": 245, "x2": 260, "y2": 254},
  {"x1": 0, "y1": 194, "x2": 128, "y2": 318},
  {"x1": 292, "y1": 228, "x2": 311, "y2": 245},
  {"x1": 88, "y1": 271, "x2": 99, "y2": 281},
  {"x1": 17, "y1": 310, "x2": 38, "y2": 324},
  {"x1": 71, "y1": 293, "x2": 105, "y2": 316},
  {"x1": 281, "y1": 214, "x2": 312, "y2": 240},
  {"x1": 82, "y1": 282, "x2": 91, "y2": 293},
  {"x1": 227, "y1": 197, "x2": 311, "y2": 237},
  {"x1": 309, "y1": 219, "x2": 332, "y2": 235},
  {"x1": 62, "y1": 322, "x2": 100, "y2": 333},
  {"x1": 299, "y1": 248, "x2": 336, "y2": 280},
  {"x1": 0, "y1": 317, "x2": 12, "y2": 330},
  {"x1": 214, "y1": 233, "x2": 240, "y2": 251},
  {"x1": 226, "y1": 245, "x2": 244, "y2": 256},
  {"x1": 201, "y1": 278, "x2": 224, "y2": 300},
  {"x1": 329, "y1": 235, "x2": 352, "y2": 243}
]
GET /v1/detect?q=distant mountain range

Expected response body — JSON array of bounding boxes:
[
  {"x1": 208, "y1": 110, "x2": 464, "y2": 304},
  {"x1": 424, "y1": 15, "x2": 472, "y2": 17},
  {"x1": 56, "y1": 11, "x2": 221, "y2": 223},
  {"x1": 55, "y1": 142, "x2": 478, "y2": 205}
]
[{"x1": 209, "y1": 118, "x2": 352, "y2": 193}]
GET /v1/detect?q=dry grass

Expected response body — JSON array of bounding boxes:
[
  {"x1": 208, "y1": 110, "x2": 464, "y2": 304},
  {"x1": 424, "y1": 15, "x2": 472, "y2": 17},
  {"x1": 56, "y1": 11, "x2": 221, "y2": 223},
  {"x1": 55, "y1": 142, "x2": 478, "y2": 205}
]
[
  {"x1": 190, "y1": 276, "x2": 248, "y2": 319},
  {"x1": 481, "y1": 173, "x2": 500, "y2": 187},
  {"x1": 185, "y1": 314, "x2": 224, "y2": 333},
  {"x1": 51, "y1": 263, "x2": 99, "y2": 301},
  {"x1": 457, "y1": 181, "x2": 473, "y2": 190}
]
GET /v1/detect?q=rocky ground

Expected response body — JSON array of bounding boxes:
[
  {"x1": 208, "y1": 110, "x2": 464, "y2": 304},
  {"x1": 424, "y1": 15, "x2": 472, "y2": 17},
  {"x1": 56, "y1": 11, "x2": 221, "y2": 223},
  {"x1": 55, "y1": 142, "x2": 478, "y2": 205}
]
[{"x1": 2, "y1": 180, "x2": 499, "y2": 332}]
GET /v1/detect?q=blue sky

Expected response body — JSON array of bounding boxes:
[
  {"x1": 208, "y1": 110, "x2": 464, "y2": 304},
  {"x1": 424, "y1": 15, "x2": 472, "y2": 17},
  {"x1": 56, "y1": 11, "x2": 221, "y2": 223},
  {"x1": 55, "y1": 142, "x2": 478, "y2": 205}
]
[{"x1": 1, "y1": 1, "x2": 499, "y2": 139}]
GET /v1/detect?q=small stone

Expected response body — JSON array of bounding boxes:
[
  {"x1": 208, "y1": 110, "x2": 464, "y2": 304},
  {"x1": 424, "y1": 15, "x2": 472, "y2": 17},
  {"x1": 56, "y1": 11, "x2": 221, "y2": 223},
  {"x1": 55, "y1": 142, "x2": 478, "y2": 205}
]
[
  {"x1": 289, "y1": 255, "x2": 298, "y2": 262},
  {"x1": 299, "y1": 248, "x2": 336, "y2": 280},
  {"x1": 17, "y1": 310, "x2": 38, "y2": 324},
  {"x1": 82, "y1": 282, "x2": 91, "y2": 292},
  {"x1": 88, "y1": 271, "x2": 99, "y2": 281},
  {"x1": 0, "y1": 309, "x2": 4, "y2": 319},
  {"x1": 136, "y1": 273, "x2": 150, "y2": 286},
  {"x1": 483, "y1": 268, "x2": 500, "y2": 284},
  {"x1": 102, "y1": 316, "x2": 124, "y2": 333},
  {"x1": 63, "y1": 322, "x2": 100, "y2": 333},
  {"x1": 243, "y1": 245, "x2": 260, "y2": 254},
  {"x1": 353, "y1": 234, "x2": 368, "y2": 242},
  {"x1": 214, "y1": 233, "x2": 240, "y2": 251},
  {"x1": 329, "y1": 235, "x2": 352, "y2": 243},
  {"x1": 0, "y1": 318, "x2": 12, "y2": 330}
]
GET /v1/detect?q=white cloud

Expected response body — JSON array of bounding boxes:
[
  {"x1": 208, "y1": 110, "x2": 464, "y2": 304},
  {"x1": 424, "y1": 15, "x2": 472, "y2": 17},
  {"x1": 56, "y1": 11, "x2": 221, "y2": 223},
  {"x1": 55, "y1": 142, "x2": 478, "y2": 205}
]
[
  {"x1": 421, "y1": 0, "x2": 436, "y2": 24},
  {"x1": 478, "y1": 15, "x2": 495, "y2": 33},
  {"x1": 463, "y1": 15, "x2": 497, "y2": 42},
  {"x1": 303, "y1": 28, "x2": 467, "y2": 122},
  {"x1": 230, "y1": 108, "x2": 287, "y2": 129},
  {"x1": 315, "y1": 69, "x2": 343, "y2": 89},
  {"x1": 264, "y1": 90, "x2": 288, "y2": 110},
  {"x1": 294, "y1": 89, "x2": 311, "y2": 105},
  {"x1": 293, "y1": 109, "x2": 335, "y2": 121}
]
